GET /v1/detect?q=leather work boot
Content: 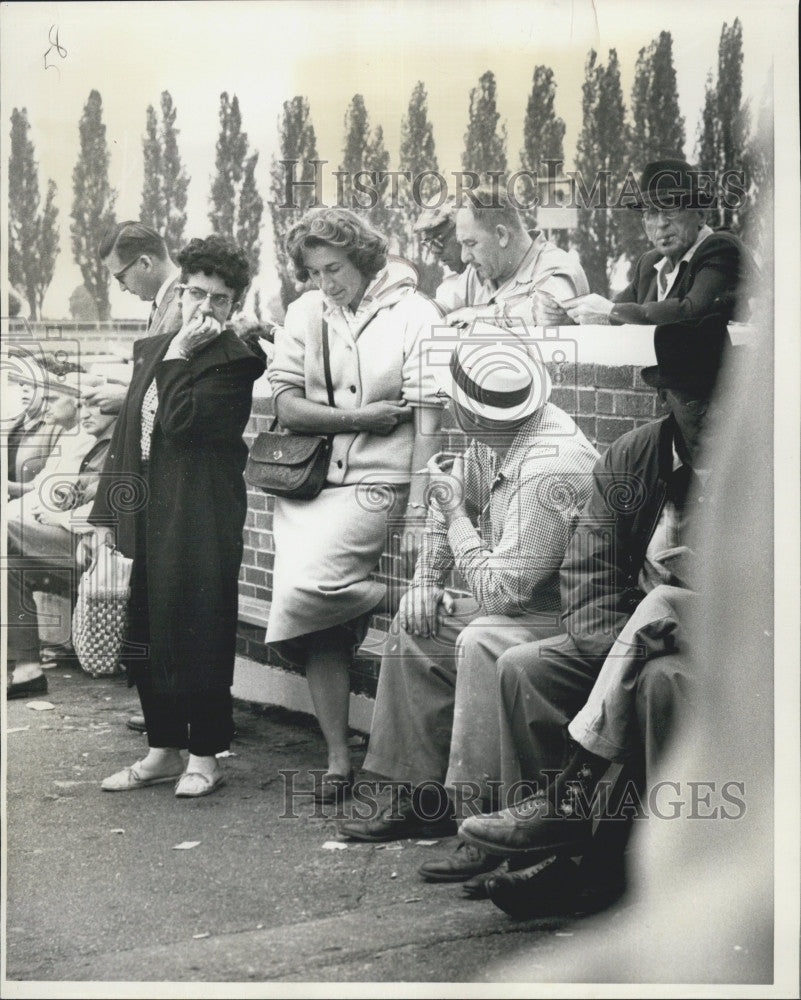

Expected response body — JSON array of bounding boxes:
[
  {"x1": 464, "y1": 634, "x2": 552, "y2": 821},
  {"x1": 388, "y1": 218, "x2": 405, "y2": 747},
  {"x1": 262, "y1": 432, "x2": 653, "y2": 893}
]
[
  {"x1": 417, "y1": 840, "x2": 504, "y2": 883},
  {"x1": 459, "y1": 745, "x2": 610, "y2": 857}
]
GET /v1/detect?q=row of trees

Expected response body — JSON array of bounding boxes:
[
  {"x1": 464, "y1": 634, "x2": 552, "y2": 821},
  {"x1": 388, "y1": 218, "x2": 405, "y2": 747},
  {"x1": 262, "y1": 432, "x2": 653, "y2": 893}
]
[{"x1": 8, "y1": 18, "x2": 766, "y2": 318}]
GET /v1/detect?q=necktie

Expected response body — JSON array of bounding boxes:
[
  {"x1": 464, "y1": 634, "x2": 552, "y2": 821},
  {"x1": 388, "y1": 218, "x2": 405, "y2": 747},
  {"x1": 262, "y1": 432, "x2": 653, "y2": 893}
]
[{"x1": 147, "y1": 299, "x2": 158, "y2": 332}]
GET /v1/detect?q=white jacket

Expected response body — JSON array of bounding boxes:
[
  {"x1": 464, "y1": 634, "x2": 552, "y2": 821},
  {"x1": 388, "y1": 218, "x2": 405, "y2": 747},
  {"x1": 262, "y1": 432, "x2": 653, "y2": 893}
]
[{"x1": 268, "y1": 257, "x2": 442, "y2": 485}]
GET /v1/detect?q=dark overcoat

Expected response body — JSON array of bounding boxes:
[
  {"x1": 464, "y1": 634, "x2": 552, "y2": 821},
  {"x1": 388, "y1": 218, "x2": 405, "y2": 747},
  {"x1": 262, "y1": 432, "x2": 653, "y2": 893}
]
[{"x1": 89, "y1": 328, "x2": 265, "y2": 695}]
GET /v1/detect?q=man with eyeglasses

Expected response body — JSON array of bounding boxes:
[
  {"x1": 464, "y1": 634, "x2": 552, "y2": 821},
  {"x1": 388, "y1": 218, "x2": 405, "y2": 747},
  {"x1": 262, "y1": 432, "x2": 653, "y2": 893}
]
[
  {"x1": 556, "y1": 158, "x2": 753, "y2": 326},
  {"x1": 413, "y1": 198, "x2": 466, "y2": 313},
  {"x1": 94, "y1": 222, "x2": 183, "y2": 414}
]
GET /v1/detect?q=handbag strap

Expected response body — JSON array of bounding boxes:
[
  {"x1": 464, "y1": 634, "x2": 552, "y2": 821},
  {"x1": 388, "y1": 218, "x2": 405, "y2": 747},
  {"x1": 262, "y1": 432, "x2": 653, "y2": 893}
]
[
  {"x1": 269, "y1": 317, "x2": 336, "y2": 432},
  {"x1": 322, "y1": 319, "x2": 335, "y2": 408}
]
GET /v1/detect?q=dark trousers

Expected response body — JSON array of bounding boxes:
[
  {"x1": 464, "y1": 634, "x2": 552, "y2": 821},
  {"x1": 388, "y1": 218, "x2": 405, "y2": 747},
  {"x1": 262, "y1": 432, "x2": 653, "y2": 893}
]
[{"x1": 136, "y1": 673, "x2": 234, "y2": 757}]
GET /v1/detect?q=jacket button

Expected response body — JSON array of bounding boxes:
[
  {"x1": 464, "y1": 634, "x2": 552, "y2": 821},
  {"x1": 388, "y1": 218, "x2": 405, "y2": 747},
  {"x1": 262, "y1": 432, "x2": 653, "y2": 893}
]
[
  {"x1": 349, "y1": 385, "x2": 357, "y2": 393},
  {"x1": 336, "y1": 460, "x2": 343, "y2": 469}
]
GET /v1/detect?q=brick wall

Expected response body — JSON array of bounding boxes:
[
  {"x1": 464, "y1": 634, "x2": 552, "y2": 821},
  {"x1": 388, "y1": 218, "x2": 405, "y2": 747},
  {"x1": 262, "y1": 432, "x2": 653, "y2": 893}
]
[{"x1": 236, "y1": 357, "x2": 669, "y2": 689}]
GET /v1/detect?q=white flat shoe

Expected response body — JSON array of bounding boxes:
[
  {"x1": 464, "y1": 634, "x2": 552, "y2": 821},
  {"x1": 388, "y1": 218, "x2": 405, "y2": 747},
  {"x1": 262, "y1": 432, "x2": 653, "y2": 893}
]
[
  {"x1": 101, "y1": 762, "x2": 184, "y2": 792},
  {"x1": 174, "y1": 771, "x2": 225, "y2": 798}
]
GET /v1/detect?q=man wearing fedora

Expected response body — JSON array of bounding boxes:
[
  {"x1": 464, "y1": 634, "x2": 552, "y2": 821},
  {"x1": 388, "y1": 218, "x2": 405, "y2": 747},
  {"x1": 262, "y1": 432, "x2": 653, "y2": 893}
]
[
  {"x1": 6, "y1": 376, "x2": 117, "y2": 698},
  {"x1": 338, "y1": 326, "x2": 598, "y2": 883},
  {"x1": 556, "y1": 158, "x2": 752, "y2": 326},
  {"x1": 456, "y1": 314, "x2": 733, "y2": 913}
]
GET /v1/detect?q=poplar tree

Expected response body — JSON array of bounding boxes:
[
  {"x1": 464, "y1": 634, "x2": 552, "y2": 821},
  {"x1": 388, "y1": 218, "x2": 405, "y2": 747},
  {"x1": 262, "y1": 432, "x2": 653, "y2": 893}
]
[
  {"x1": 462, "y1": 70, "x2": 507, "y2": 178},
  {"x1": 70, "y1": 90, "x2": 116, "y2": 320},
  {"x1": 697, "y1": 18, "x2": 750, "y2": 230},
  {"x1": 339, "y1": 95, "x2": 394, "y2": 240},
  {"x1": 8, "y1": 108, "x2": 60, "y2": 319},
  {"x1": 269, "y1": 96, "x2": 320, "y2": 307},
  {"x1": 398, "y1": 81, "x2": 442, "y2": 292},
  {"x1": 208, "y1": 92, "x2": 263, "y2": 277},
  {"x1": 519, "y1": 65, "x2": 566, "y2": 230},
  {"x1": 574, "y1": 50, "x2": 628, "y2": 296}
]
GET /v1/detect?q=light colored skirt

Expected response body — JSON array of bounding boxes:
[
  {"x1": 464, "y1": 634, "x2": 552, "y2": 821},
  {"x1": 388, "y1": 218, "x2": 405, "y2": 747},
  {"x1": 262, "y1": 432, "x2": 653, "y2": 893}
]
[{"x1": 266, "y1": 481, "x2": 409, "y2": 645}]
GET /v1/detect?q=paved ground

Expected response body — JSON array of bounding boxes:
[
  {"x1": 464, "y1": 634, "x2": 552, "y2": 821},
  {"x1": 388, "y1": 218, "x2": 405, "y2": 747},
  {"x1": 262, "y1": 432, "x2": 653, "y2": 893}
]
[{"x1": 5, "y1": 668, "x2": 599, "y2": 987}]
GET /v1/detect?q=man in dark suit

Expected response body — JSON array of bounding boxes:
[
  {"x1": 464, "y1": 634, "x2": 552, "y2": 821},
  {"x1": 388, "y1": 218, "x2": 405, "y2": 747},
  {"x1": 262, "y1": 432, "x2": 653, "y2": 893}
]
[
  {"x1": 91, "y1": 222, "x2": 183, "y2": 732},
  {"x1": 88, "y1": 222, "x2": 183, "y2": 415},
  {"x1": 545, "y1": 159, "x2": 753, "y2": 327}
]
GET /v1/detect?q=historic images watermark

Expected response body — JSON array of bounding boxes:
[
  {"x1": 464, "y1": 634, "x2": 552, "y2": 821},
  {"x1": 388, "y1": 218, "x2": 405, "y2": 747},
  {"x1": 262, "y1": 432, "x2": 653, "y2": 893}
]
[
  {"x1": 277, "y1": 160, "x2": 747, "y2": 212},
  {"x1": 278, "y1": 771, "x2": 747, "y2": 822}
]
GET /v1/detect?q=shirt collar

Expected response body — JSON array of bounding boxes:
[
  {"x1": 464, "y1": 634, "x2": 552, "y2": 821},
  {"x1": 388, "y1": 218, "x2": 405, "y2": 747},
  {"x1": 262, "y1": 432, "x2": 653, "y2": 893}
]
[
  {"x1": 154, "y1": 271, "x2": 179, "y2": 309},
  {"x1": 654, "y1": 224, "x2": 715, "y2": 279}
]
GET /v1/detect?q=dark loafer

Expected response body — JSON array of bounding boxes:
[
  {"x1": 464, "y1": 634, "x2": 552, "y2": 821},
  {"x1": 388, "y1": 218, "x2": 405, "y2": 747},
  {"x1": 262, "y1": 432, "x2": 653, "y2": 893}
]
[
  {"x1": 418, "y1": 840, "x2": 503, "y2": 883},
  {"x1": 339, "y1": 791, "x2": 456, "y2": 842},
  {"x1": 7, "y1": 673, "x2": 48, "y2": 700},
  {"x1": 314, "y1": 770, "x2": 354, "y2": 805}
]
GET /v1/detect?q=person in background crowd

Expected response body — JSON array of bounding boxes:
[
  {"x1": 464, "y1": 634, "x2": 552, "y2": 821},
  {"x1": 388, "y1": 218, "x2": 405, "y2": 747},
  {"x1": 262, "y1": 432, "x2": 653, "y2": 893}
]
[
  {"x1": 442, "y1": 187, "x2": 589, "y2": 330},
  {"x1": 552, "y1": 159, "x2": 753, "y2": 326},
  {"x1": 6, "y1": 356, "x2": 79, "y2": 499},
  {"x1": 338, "y1": 328, "x2": 598, "y2": 890},
  {"x1": 91, "y1": 222, "x2": 183, "y2": 415},
  {"x1": 266, "y1": 207, "x2": 444, "y2": 804},
  {"x1": 458, "y1": 315, "x2": 733, "y2": 913},
  {"x1": 6, "y1": 384, "x2": 117, "y2": 698},
  {"x1": 89, "y1": 236, "x2": 265, "y2": 798},
  {"x1": 413, "y1": 197, "x2": 467, "y2": 313}
]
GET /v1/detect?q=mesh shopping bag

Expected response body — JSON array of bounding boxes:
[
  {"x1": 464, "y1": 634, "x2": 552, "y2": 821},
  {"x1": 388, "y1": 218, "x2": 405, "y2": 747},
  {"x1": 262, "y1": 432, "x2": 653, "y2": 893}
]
[{"x1": 72, "y1": 544, "x2": 133, "y2": 678}]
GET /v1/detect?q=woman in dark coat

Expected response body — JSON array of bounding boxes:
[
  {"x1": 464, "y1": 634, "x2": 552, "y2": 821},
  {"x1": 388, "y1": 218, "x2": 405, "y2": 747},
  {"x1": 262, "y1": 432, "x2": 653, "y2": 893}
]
[{"x1": 89, "y1": 236, "x2": 265, "y2": 798}]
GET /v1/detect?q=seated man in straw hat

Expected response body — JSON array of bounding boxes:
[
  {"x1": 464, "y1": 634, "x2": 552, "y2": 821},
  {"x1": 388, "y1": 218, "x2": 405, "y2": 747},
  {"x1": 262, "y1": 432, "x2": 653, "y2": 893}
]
[
  {"x1": 457, "y1": 315, "x2": 734, "y2": 915},
  {"x1": 338, "y1": 324, "x2": 598, "y2": 885}
]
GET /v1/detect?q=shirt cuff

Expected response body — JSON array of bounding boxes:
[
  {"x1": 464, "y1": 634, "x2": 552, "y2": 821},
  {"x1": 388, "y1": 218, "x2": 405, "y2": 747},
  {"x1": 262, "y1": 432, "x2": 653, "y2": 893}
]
[{"x1": 447, "y1": 515, "x2": 482, "y2": 557}]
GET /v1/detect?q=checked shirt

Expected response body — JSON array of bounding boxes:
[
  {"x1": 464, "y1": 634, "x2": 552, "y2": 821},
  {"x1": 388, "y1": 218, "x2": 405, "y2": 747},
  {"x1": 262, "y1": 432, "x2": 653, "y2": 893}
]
[{"x1": 412, "y1": 402, "x2": 598, "y2": 617}]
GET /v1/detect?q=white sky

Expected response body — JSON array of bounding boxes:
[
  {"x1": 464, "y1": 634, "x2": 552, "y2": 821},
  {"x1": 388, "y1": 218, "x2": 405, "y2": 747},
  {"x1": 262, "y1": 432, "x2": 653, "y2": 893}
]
[{"x1": 0, "y1": 0, "x2": 785, "y2": 319}]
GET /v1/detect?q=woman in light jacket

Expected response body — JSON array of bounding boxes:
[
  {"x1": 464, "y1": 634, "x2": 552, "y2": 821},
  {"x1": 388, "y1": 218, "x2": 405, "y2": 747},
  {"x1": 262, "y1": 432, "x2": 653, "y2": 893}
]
[{"x1": 267, "y1": 207, "x2": 443, "y2": 801}]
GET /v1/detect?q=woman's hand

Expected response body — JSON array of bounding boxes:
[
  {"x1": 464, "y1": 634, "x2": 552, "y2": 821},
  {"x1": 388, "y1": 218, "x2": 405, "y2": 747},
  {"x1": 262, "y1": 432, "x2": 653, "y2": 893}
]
[
  {"x1": 76, "y1": 526, "x2": 114, "y2": 570},
  {"x1": 166, "y1": 313, "x2": 224, "y2": 360},
  {"x1": 355, "y1": 400, "x2": 412, "y2": 435}
]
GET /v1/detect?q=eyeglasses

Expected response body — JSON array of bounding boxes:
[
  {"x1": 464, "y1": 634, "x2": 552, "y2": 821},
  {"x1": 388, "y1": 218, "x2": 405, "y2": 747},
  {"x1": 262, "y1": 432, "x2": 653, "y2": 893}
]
[
  {"x1": 114, "y1": 256, "x2": 141, "y2": 285},
  {"x1": 180, "y1": 285, "x2": 234, "y2": 312},
  {"x1": 641, "y1": 207, "x2": 686, "y2": 223}
]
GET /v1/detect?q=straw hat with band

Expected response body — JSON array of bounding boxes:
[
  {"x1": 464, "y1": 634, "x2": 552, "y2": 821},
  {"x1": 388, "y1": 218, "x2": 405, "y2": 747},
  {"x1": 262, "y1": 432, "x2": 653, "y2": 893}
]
[{"x1": 432, "y1": 323, "x2": 552, "y2": 426}]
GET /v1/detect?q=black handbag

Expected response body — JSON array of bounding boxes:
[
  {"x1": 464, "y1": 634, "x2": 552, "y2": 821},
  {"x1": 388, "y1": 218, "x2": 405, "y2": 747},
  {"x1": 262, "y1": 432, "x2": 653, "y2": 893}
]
[{"x1": 245, "y1": 320, "x2": 336, "y2": 500}]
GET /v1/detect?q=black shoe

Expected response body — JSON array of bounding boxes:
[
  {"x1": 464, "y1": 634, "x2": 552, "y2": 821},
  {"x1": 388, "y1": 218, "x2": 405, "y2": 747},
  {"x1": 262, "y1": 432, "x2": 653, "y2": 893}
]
[
  {"x1": 486, "y1": 854, "x2": 582, "y2": 919},
  {"x1": 126, "y1": 715, "x2": 147, "y2": 733},
  {"x1": 339, "y1": 789, "x2": 456, "y2": 843},
  {"x1": 418, "y1": 840, "x2": 503, "y2": 883},
  {"x1": 40, "y1": 643, "x2": 79, "y2": 667},
  {"x1": 7, "y1": 673, "x2": 48, "y2": 700},
  {"x1": 313, "y1": 770, "x2": 354, "y2": 805}
]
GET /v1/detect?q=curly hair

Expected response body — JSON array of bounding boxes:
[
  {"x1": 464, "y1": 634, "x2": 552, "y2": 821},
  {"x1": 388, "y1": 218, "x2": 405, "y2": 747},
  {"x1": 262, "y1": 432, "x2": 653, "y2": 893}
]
[
  {"x1": 176, "y1": 235, "x2": 251, "y2": 300},
  {"x1": 286, "y1": 207, "x2": 388, "y2": 283}
]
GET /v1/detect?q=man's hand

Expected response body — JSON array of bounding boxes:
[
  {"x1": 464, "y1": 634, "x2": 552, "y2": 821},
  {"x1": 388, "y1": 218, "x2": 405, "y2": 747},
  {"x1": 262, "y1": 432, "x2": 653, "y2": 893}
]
[
  {"x1": 82, "y1": 380, "x2": 127, "y2": 415},
  {"x1": 398, "y1": 585, "x2": 455, "y2": 638},
  {"x1": 355, "y1": 400, "x2": 412, "y2": 436},
  {"x1": 444, "y1": 306, "x2": 485, "y2": 329},
  {"x1": 426, "y1": 451, "x2": 467, "y2": 526},
  {"x1": 534, "y1": 291, "x2": 573, "y2": 327},
  {"x1": 563, "y1": 293, "x2": 615, "y2": 325},
  {"x1": 399, "y1": 509, "x2": 427, "y2": 579}
]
